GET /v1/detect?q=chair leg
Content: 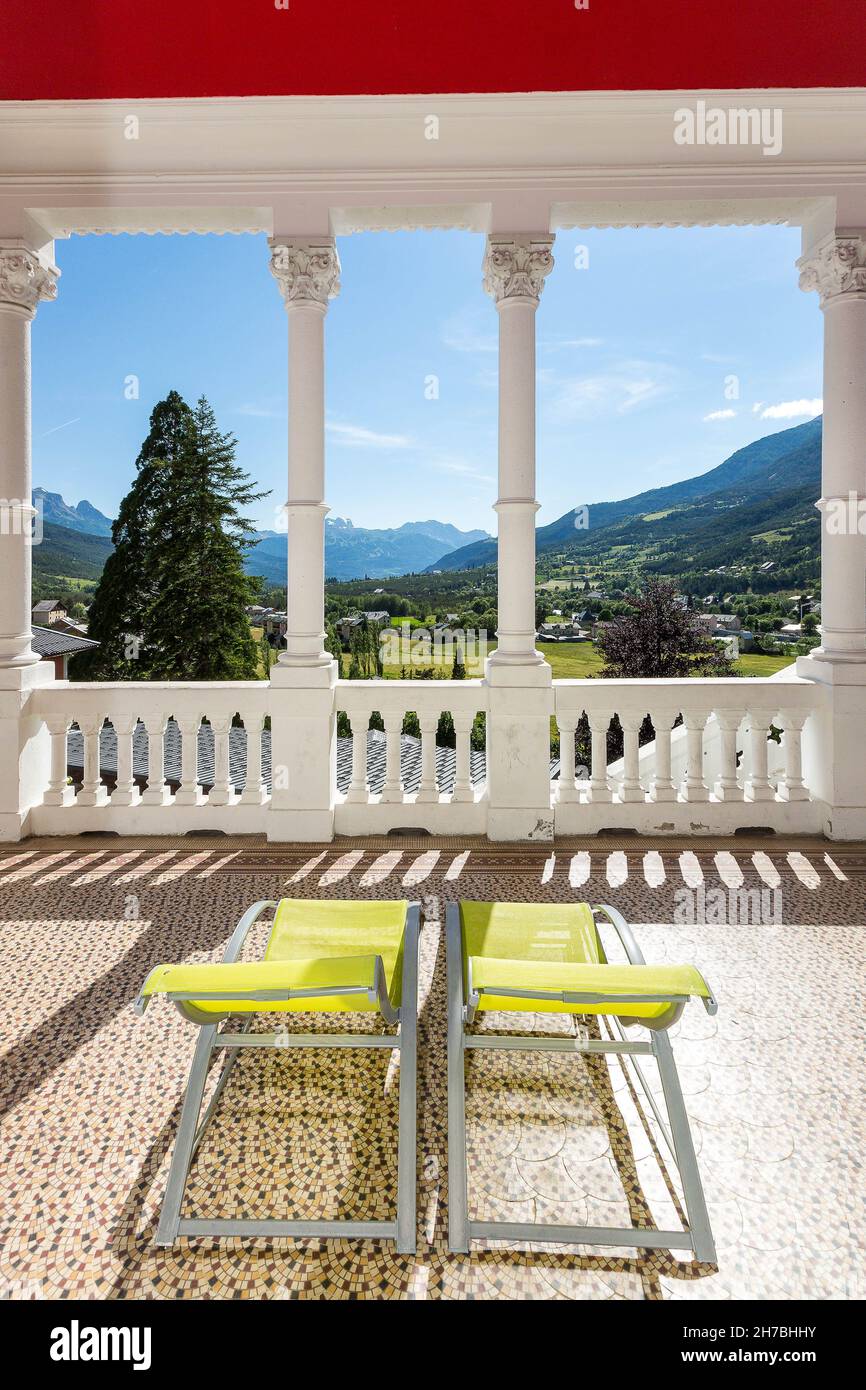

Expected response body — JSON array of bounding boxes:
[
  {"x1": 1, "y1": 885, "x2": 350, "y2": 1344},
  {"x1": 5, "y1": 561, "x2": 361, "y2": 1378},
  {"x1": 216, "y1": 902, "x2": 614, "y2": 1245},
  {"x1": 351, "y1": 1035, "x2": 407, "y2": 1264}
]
[
  {"x1": 396, "y1": 906, "x2": 420, "y2": 1254},
  {"x1": 653, "y1": 1030, "x2": 717, "y2": 1264},
  {"x1": 155, "y1": 1024, "x2": 218, "y2": 1248},
  {"x1": 446, "y1": 904, "x2": 470, "y2": 1253}
]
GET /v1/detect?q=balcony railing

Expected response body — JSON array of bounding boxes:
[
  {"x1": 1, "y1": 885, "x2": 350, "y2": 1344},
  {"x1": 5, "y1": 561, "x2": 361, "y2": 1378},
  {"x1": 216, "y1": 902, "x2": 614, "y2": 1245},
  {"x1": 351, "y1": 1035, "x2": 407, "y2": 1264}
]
[{"x1": 27, "y1": 670, "x2": 825, "y2": 839}]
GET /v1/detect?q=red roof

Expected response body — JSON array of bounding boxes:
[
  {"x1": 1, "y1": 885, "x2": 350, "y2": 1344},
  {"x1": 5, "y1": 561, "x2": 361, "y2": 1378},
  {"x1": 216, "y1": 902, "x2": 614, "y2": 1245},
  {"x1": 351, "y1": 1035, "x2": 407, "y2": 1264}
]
[{"x1": 4, "y1": 1, "x2": 865, "y2": 101}]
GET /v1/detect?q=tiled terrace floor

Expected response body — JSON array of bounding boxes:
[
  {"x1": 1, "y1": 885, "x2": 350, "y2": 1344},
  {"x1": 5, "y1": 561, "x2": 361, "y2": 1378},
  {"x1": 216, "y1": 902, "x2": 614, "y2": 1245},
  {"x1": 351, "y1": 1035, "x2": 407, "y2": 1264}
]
[{"x1": 0, "y1": 833, "x2": 863, "y2": 1301}]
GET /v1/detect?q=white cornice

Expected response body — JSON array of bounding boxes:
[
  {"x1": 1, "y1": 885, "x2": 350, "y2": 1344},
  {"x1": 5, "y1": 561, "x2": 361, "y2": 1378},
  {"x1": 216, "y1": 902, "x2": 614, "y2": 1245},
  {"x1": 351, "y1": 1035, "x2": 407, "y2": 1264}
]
[{"x1": 1, "y1": 90, "x2": 865, "y2": 240}]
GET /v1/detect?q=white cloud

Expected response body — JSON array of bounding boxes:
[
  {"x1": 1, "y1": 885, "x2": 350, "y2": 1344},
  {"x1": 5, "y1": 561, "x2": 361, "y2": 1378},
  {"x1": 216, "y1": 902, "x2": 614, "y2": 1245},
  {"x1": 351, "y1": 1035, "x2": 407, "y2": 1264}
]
[
  {"x1": 430, "y1": 454, "x2": 494, "y2": 485},
  {"x1": 540, "y1": 336, "x2": 604, "y2": 352},
  {"x1": 752, "y1": 401, "x2": 765, "y2": 414},
  {"x1": 326, "y1": 421, "x2": 413, "y2": 449},
  {"x1": 759, "y1": 398, "x2": 822, "y2": 420},
  {"x1": 703, "y1": 408, "x2": 737, "y2": 421},
  {"x1": 543, "y1": 360, "x2": 678, "y2": 421}
]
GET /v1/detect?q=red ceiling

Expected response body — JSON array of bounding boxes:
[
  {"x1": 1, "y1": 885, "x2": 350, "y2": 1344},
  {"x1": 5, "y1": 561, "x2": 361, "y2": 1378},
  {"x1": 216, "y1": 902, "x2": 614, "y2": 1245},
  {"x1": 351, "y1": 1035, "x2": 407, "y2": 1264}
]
[{"x1": 3, "y1": 0, "x2": 864, "y2": 101}]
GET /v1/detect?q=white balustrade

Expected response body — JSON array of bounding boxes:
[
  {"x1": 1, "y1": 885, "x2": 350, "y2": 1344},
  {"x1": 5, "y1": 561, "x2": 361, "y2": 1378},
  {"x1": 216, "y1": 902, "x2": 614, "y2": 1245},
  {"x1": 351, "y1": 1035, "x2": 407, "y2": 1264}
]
[
  {"x1": 554, "y1": 675, "x2": 822, "y2": 834},
  {"x1": 28, "y1": 673, "x2": 821, "y2": 839},
  {"x1": 336, "y1": 679, "x2": 486, "y2": 834},
  {"x1": 30, "y1": 683, "x2": 270, "y2": 834}
]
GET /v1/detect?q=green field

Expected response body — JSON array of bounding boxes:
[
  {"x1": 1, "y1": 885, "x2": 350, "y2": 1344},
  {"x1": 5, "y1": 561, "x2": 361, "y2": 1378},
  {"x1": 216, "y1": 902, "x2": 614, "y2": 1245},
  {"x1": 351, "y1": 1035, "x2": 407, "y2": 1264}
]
[
  {"x1": 538, "y1": 641, "x2": 794, "y2": 680},
  {"x1": 734, "y1": 651, "x2": 796, "y2": 677},
  {"x1": 323, "y1": 637, "x2": 796, "y2": 683}
]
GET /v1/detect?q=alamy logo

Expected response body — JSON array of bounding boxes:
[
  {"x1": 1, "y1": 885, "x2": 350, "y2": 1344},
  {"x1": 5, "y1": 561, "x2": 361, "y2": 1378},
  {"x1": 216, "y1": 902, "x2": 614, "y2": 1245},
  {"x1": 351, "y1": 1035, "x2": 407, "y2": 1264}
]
[
  {"x1": 0, "y1": 496, "x2": 43, "y2": 546},
  {"x1": 50, "y1": 1320, "x2": 152, "y2": 1371},
  {"x1": 674, "y1": 885, "x2": 782, "y2": 925},
  {"x1": 673, "y1": 100, "x2": 783, "y2": 157}
]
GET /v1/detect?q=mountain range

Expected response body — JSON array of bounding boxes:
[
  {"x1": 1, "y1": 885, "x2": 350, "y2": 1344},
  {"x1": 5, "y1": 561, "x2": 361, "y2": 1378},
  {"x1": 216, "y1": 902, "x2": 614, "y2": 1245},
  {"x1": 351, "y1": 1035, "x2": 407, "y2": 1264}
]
[
  {"x1": 248, "y1": 517, "x2": 490, "y2": 582},
  {"x1": 34, "y1": 489, "x2": 115, "y2": 538},
  {"x1": 31, "y1": 417, "x2": 822, "y2": 596},
  {"x1": 426, "y1": 416, "x2": 822, "y2": 582},
  {"x1": 30, "y1": 491, "x2": 490, "y2": 587}
]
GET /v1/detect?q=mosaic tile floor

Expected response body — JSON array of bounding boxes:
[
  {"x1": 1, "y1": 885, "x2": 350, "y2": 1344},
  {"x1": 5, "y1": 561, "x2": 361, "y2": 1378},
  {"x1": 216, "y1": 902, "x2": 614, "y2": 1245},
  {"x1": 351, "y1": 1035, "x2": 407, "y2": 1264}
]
[{"x1": 0, "y1": 834, "x2": 863, "y2": 1300}]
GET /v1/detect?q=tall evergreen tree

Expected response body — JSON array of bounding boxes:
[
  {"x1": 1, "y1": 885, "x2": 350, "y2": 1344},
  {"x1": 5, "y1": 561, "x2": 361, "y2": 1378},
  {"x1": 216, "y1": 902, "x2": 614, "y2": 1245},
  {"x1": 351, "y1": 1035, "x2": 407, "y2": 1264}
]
[
  {"x1": 76, "y1": 391, "x2": 192, "y2": 678},
  {"x1": 73, "y1": 393, "x2": 266, "y2": 681},
  {"x1": 144, "y1": 397, "x2": 265, "y2": 680}
]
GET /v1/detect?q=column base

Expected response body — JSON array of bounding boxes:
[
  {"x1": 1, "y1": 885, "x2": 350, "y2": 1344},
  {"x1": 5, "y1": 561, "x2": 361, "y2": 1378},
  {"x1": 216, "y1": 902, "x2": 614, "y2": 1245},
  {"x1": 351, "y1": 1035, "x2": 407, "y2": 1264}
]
[
  {"x1": 777, "y1": 783, "x2": 810, "y2": 802},
  {"x1": 239, "y1": 786, "x2": 268, "y2": 806},
  {"x1": 141, "y1": 787, "x2": 171, "y2": 806},
  {"x1": 208, "y1": 789, "x2": 238, "y2": 808},
  {"x1": 44, "y1": 787, "x2": 75, "y2": 808},
  {"x1": 556, "y1": 784, "x2": 582, "y2": 804},
  {"x1": 77, "y1": 788, "x2": 109, "y2": 808},
  {"x1": 174, "y1": 788, "x2": 205, "y2": 807},
  {"x1": 713, "y1": 783, "x2": 745, "y2": 802},
  {"x1": 619, "y1": 785, "x2": 646, "y2": 803},
  {"x1": 111, "y1": 788, "x2": 142, "y2": 807},
  {"x1": 744, "y1": 784, "x2": 775, "y2": 802},
  {"x1": 650, "y1": 784, "x2": 677, "y2": 803}
]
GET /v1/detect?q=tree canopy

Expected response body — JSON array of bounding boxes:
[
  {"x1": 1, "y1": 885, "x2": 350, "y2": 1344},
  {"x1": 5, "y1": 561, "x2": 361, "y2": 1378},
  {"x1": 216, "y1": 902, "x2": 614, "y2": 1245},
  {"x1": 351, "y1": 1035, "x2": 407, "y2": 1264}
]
[
  {"x1": 75, "y1": 392, "x2": 266, "y2": 680},
  {"x1": 597, "y1": 578, "x2": 734, "y2": 680}
]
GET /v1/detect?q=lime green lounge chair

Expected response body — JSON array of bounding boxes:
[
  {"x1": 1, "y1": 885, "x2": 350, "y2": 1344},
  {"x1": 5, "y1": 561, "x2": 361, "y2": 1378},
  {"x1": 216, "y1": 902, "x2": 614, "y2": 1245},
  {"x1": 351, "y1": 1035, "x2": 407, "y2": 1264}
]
[
  {"x1": 136, "y1": 897, "x2": 420, "y2": 1251},
  {"x1": 446, "y1": 901, "x2": 717, "y2": 1261}
]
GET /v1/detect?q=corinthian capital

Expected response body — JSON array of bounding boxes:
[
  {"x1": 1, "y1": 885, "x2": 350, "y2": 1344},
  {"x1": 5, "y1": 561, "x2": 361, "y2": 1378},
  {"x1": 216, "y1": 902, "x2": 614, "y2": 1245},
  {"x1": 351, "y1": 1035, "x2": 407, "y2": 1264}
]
[
  {"x1": 798, "y1": 233, "x2": 866, "y2": 307},
  {"x1": 268, "y1": 239, "x2": 341, "y2": 308},
  {"x1": 482, "y1": 234, "x2": 555, "y2": 305},
  {"x1": 0, "y1": 245, "x2": 59, "y2": 316}
]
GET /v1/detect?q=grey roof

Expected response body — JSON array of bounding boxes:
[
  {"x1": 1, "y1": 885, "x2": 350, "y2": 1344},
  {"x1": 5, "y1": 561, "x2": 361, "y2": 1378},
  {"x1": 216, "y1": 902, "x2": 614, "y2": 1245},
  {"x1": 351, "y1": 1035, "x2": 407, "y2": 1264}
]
[
  {"x1": 31, "y1": 624, "x2": 99, "y2": 658},
  {"x1": 32, "y1": 599, "x2": 64, "y2": 614},
  {"x1": 65, "y1": 719, "x2": 498, "y2": 795}
]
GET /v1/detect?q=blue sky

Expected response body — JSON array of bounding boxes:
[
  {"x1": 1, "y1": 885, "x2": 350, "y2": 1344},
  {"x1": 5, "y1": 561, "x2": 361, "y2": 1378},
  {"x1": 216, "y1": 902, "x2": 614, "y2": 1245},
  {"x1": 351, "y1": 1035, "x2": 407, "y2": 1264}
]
[{"x1": 32, "y1": 225, "x2": 823, "y2": 535}]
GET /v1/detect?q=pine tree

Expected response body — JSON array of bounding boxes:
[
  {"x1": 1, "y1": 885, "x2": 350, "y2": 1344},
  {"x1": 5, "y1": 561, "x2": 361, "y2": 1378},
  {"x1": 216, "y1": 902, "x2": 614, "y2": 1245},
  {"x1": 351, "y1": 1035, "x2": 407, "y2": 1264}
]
[
  {"x1": 144, "y1": 397, "x2": 265, "y2": 680},
  {"x1": 73, "y1": 392, "x2": 266, "y2": 681},
  {"x1": 75, "y1": 391, "x2": 193, "y2": 678}
]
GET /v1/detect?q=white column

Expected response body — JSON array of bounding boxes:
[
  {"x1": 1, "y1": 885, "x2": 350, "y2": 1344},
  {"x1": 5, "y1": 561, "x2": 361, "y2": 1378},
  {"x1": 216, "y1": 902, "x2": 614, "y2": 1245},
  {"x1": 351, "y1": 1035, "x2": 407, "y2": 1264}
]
[
  {"x1": 269, "y1": 240, "x2": 340, "y2": 668},
  {"x1": 0, "y1": 245, "x2": 58, "y2": 669},
  {"x1": 44, "y1": 715, "x2": 73, "y2": 807},
  {"x1": 797, "y1": 232, "x2": 866, "y2": 837},
  {"x1": 266, "y1": 239, "x2": 340, "y2": 842},
  {"x1": 344, "y1": 709, "x2": 368, "y2": 803},
  {"x1": 680, "y1": 712, "x2": 710, "y2": 803},
  {"x1": 208, "y1": 716, "x2": 236, "y2": 806},
  {"x1": 141, "y1": 713, "x2": 170, "y2": 806},
  {"x1": 777, "y1": 710, "x2": 809, "y2": 802},
  {"x1": 556, "y1": 715, "x2": 579, "y2": 803},
  {"x1": 649, "y1": 708, "x2": 677, "y2": 803},
  {"x1": 0, "y1": 243, "x2": 58, "y2": 839},
  {"x1": 798, "y1": 233, "x2": 866, "y2": 662},
  {"x1": 77, "y1": 715, "x2": 108, "y2": 807},
  {"x1": 416, "y1": 714, "x2": 439, "y2": 803},
  {"x1": 111, "y1": 715, "x2": 141, "y2": 807},
  {"x1": 619, "y1": 714, "x2": 645, "y2": 803},
  {"x1": 381, "y1": 712, "x2": 404, "y2": 804},
  {"x1": 482, "y1": 234, "x2": 556, "y2": 839},
  {"x1": 239, "y1": 712, "x2": 267, "y2": 805},
  {"x1": 588, "y1": 715, "x2": 613, "y2": 804},
  {"x1": 452, "y1": 714, "x2": 474, "y2": 803},
  {"x1": 174, "y1": 715, "x2": 204, "y2": 806},
  {"x1": 713, "y1": 710, "x2": 745, "y2": 802},
  {"x1": 744, "y1": 714, "x2": 774, "y2": 802},
  {"x1": 483, "y1": 235, "x2": 553, "y2": 667}
]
